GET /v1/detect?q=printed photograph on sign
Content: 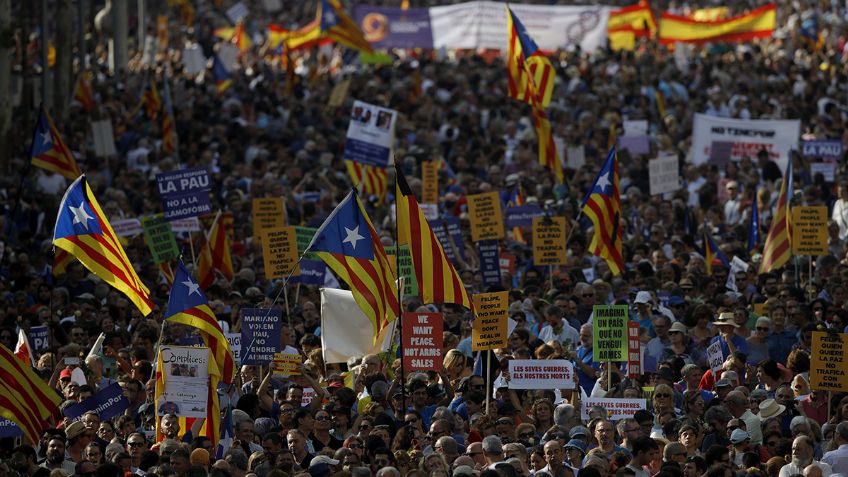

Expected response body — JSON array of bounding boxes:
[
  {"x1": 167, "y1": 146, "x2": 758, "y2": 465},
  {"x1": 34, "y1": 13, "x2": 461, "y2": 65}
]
[{"x1": 156, "y1": 346, "x2": 211, "y2": 418}]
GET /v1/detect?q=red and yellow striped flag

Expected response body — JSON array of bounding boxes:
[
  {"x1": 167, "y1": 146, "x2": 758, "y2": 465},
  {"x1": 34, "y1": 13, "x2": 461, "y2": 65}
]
[
  {"x1": 580, "y1": 148, "x2": 624, "y2": 275},
  {"x1": 0, "y1": 344, "x2": 61, "y2": 443},
  {"x1": 760, "y1": 160, "x2": 793, "y2": 273},
  {"x1": 345, "y1": 160, "x2": 388, "y2": 206},
  {"x1": 506, "y1": 6, "x2": 555, "y2": 109},
  {"x1": 142, "y1": 81, "x2": 161, "y2": 120},
  {"x1": 659, "y1": 4, "x2": 776, "y2": 45},
  {"x1": 73, "y1": 73, "x2": 95, "y2": 112},
  {"x1": 197, "y1": 212, "x2": 234, "y2": 289},
  {"x1": 29, "y1": 107, "x2": 82, "y2": 181}
]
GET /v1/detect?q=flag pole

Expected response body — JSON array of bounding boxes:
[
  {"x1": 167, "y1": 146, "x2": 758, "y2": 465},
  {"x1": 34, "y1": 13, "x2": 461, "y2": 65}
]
[{"x1": 394, "y1": 163, "x2": 407, "y2": 414}]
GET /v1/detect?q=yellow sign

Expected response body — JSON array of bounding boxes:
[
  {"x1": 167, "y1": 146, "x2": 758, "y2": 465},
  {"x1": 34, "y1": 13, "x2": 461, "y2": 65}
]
[
  {"x1": 791, "y1": 206, "x2": 828, "y2": 256},
  {"x1": 467, "y1": 191, "x2": 505, "y2": 242},
  {"x1": 532, "y1": 216, "x2": 567, "y2": 265},
  {"x1": 472, "y1": 291, "x2": 509, "y2": 351},
  {"x1": 327, "y1": 79, "x2": 351, "y2": 108},
  {"x1": 421, "y1": 161, "x2": 439, "y2": 204},
  {"x1": 261, "y1": 226, "x2": 300, "y2": 279},
  {"x1": 156, "y1": 16, "x2": 169, "y2": 50},
  {"x1": 810, "y1": 332, "x2": 848, "y2": 392},
  {"x1": 252, "y1": 198, "x2": 286, "y2": 239},
  {"x1": 272, "y1": 353, "x2": 302, "y2": 375}
]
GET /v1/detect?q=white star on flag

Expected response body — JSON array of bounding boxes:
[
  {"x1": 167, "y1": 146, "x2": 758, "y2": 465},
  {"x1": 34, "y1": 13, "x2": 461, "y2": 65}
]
[
  {"x1": 343, "y1": 225, "x2": 364, "y2": 250},
  {"x1": 182, "y1": 279, "x2": 201, "y2": 296},
  {"x1": 595, "y1": 172, "x2": 611, "y2": 193},
  {"x1": 41, "y1": 130, "x2": 53, "y2": 146},
  {"x1": 69, "y1": 202, "x2": 94, "y2": 229}
]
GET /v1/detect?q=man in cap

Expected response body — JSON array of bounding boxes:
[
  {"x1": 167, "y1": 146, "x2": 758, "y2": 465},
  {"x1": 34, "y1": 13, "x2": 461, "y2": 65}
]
[{"x1": 633, "y1": 291, "x2": 660, "y2": 339}]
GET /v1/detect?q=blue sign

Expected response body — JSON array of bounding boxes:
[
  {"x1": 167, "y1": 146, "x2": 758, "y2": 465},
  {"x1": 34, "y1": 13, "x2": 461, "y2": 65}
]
[
  {"x1": 0, "y1": 419, "x2": 23, "y2": 437},
  {"x1": 240, "y1": 308, "x2": 283, "y2": 365},
  {"x1": 504, "y1": 205, "x2": 545, "y2": 228},
  {"x1": 291, "y1": 260, "x2": 326, "y2": 285},
  {"x1": 802, "y1": 140, "x2": 843, "y2": 161},
  {"x1": 155, "y1": 167, "x2": 213, "y2": 220},
  {"x1": 352, "y1": 6, "x2": 434, "y2": 49},
  {"x1": 29, "y1": 326, "x2": 49, "y2": 352},
  {"x1": 63, "y1": 382, "x2": 130, "y2": 423},
  {"x1": 478, "y1": 240, "x2": 501, "y2": 287}
]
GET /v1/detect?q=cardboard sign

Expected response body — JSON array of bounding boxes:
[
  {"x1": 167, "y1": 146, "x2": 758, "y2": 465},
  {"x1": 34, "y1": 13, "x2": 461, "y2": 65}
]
[
  {"x1": 421, "y1": 161, "x2": 439, "y2": 204},
  {"x1": 261, "y1": 226, "x2": 300, "y2": 279},
  {"x1": 327, "y1": 79, "x2": 351, "y2": 108},
  {"x1": 467, "y1": 191, "x2": 504, "y2": 242},
  {"x1": 240, "y1": 308, "x2": 283, "y2": 365},
  {"x1": 707, "y1": 340, "x2": 724, "y2": 373},
  {"x1": 532, "y1": 216, "x2": 567, "y2": 265},
  {"x1": 272, "y1": 353, "x2": 302, "y2": 375},
  {"x1": 592, "y1": 305, "x2": 628, "y2": 362},
  {"x1": 508, "y1": 359, "x2": 574, "y2": 389},
  {"x1": 252, "y1": 198, "x2": 286, "y2": 238},
  {"x1": 810, "y1": 332, "x2": 848, "y2": 392},
  {"x1": 155, "y1": 167, "x2": 212, "y2": 221},
  {"x1": 142, "y1": 214, "x2": 180, "y2": 264},
  {"x1": 63, "y1": 382, "x2": 130, "y2": 423},
  {"x1": 581, "y1": 398, "x2": 647, "y2": 421},
  {"x1": 627, "y1": 322, "x2": 641, "y2": 378},
  {"x1": 295, "y1": 226, "x2": 319, "y2": 259},
  {"x1": 402, "y1": 312, "x2": 444, "y2": 371},
  {"x1": 225, "y1": 333, "x2": 241, "y2": 364},
  {"x1": 791, "y1": 206, "x2": 828, "y2": 256},
  {"x1": 648, "y1": 155, "x2": 680, "y2": 195},
  {"x1": 478, "y1": 240, "x2": 501, "y2": 287},
  {"x1": 472, "y1": 291, "x2": 509, "y2": 351}
]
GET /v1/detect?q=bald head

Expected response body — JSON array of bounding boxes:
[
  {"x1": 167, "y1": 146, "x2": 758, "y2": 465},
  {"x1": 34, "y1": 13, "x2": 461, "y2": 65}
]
[{"x1": 803, "y1": 464, "x2": 823, "y2": 477}]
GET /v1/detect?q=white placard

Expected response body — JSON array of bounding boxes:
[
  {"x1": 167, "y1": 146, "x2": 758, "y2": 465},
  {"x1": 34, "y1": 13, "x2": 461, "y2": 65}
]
[
  {"x1": 420, "y1": 203, "x2": 439, "y2": 221},
  {"x1": 648, "y1": 155, "x2": 680, "y2": 195},
  {"x1": 508, "y1": 359, "x2": 574, "y2": 390},
  {"x1": 707, "y1": 341, "x2": 724, "y2": 374},
  {"x1": 581, "y1": 398, "x2": 646, "y2": 420},
  {"x1": 170, "y1": 217, "x2": 201, "y2": 233},
  {"x1": 691, "y1": 113, "x2": 800, "y2": 171},
  {"x1": 182, "y1": 46, "x2": 206, "y2": 76},
  {"x1": 261, "y1": 0, "x2": 282, "y2": 12},
  {"x1": 91, "y1": 120, "x2": 117, "y2": 158},
  {"x1": 301, "y1": 387, "x2": 315, "y2": 407},
  {"x1": 811, "y1": 162, "x2": 836, "y2": 182},
  {"x1": 156, "y1": 346, "x2": 211, "y2": 418},
  {"x1": 111, "y1": 218, "x2": 143, "y2": 237},
  {"x1": 567, "y1": 145, "x2": 586, "y2": 169},
  {"x1": 225, "y1": 333, "x2": 241, "y2": 364},
  {"x1": 217, "y1": 43, "x2": 240, "y2": 71},
  {"x1": 226, "y1": 2, "x2": 249, "y2": 23},
  {"x1": 623, "y1": 120, "x2": 649, "y2": 137},
  {"x1": 343, "y1": 100, "x2": 398, "y2": 168}
]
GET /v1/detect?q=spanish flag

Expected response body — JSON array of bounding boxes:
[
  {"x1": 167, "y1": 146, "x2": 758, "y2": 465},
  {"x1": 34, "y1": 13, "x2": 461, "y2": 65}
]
[
  {"x1": 267, "y1": 20, "x2": 328, "y2": 51},
  {"x1": 608, "y1": 0, "x2": 657, "y2": 38},
  {"x1": 658, "y1": 4, "x2": 776, "y2": 45}
]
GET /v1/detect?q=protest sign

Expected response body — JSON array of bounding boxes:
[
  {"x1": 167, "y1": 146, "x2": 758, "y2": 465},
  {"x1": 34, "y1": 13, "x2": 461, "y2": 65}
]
[
  {"x1": 156, "y1": 167, "x2": 212, "y2": 220},
  {"x1": 142, "y1": 214, "x2": 179, "y2": 264},
  {"x1": 649, "y1": 155, "x2": 680, "y2": 195},
  {"x1": 240, "y1": 308, "x2": 282, "y2": 365},
  {"x1": 791, "y1": 206, "x2": 828, "y2": 256},
  {"x1": 156, "y1": 15, "x2": 168, "y2": 50},
  {"x1": 504, "y1": 205, "x2": 545, "y2": 228},
  {"x1": 320, "y1": 288, "x2": 397, "y2": 363},
  {"x1": 295, "y1": 226, "x2": 319, "y2": 259},
  {"x1": 691, "y1": 114, "x2": 800, "y2": 170},
  {"x1": 472, "y1": 291, "x2": 509, "y2": 351},
  {"x1": 811, "y1": 163, "x2": 836, "y2": 182},
  {"x1": 592, "y1": 305, "x2": 628, "y2": 362},
  {"x1": 170, "y1": 217, "x2": 201, "y2": 233},
  {"x1": 291, "y1": 260, "x2": 327, "y2": 285},
  {"x1": 581, "y1": 398, "x2": 647, "y2": 420},
  {"x1": 627, "y1": 322, "x2": 641, "y2": 378},
  {"x1": 29, "y1": 325, "x2": 49, "y2": 353},
  {"x1": 500, "y1": 252, "x2": 516, "y2": 278},
  {"x1": 532, "y1": 216, "x2": 567, "y2": 265},
  {"x1": 261, "y1": 226, "x2": 300, "y2": 279},
  {"x1": 478, "y1": 240, "x2": 501, "y2": 287},
  {"x1": 508, "y1": 359, "x2": 574, "y2": 389},
  {"x1": 421, "y1": 161, "x2": 439, "y2": 204},
  {"x1": 327, "y1": 79, "x2": 351, "y2": 108},
  {"x1": 156, "y1": 346, "x2": 211, "y2": 418},
  {"x1": 64, "y1": 382, "x2": 130, "y2": 422},
  {"x1": 402, "y1": 312, "x2": 444, "y2": 371},
  {"x1": 706, "y1": 341, "x2": 724, "y2": 373},
  {"x1": 802, "y1": 140, "x2": 843, "y2": 162},
  {"x1": 252, "y1": 198, "x2": 286, "y2": 239},
  {"x1": 0, "y1": 419, "x2": 22, "y2": 437},
  {"x1": 623, "y1": 120, "x2": 648, "y2": 137},
  {"x1": 467, "y1": 191, "x2": 504, "y2": 242},
  {"x1": 226, "y1": 1, "x2": 249, "y2": 22},
  {"x1": 111, "y1": 218, "x2": 143, "y2": 237},
  {"x1": 91, "y1": 120, "x2": 117, "y2": 157},
  {"x1": 810, "y1": 332, "x2": 848, "y2": 392},
  {"x1": 225, "y1": 333, "x2": 241, "y2": 364},
  {"x1": 388, "y1": 245, "x2": 419, "y2": 298},
  {"x1": 301, "y1": 388, "x2": 315, "y2": 406},
  {"x1": 343, "y1": 100, "x2": 397, "y2": 168},
  {"x1": 353, "y1": 5, "x2": 434, "y2": 48},
  {"x1": 182, "y1": 46, "x2": 205, "y2": 75},
  {"x1": 617, "y1": 136, "x2": 650, "y2": 155},
  {"x1": 272, "y1": 353, "x2": 302, "y2": 375},
  {"x1": 430, "y1": 217, "x2": 465, "y2": 263}
]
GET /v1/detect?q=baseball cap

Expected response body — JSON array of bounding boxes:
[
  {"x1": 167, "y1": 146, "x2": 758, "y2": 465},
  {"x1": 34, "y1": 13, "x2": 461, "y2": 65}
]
[
  {"x1": 310, "y1": 455, "x2": 340, "y2": 467},
  {"x1": 716, "y1": 378, "x2": 733, "y2": 388},
  {"x1": 634, "y1": 291, "x2": 653, "y2": 304},
  {"x1": 730, "y1": 429, "x2": 750, "y2": 444}
]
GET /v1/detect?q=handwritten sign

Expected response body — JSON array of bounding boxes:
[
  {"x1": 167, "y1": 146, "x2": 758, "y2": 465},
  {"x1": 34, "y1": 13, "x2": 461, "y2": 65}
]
[
  {"x1": 649, "y1": 155, "x2": 680, "y2": 195},
  {"x1": 467, "y1": 192, "x2": 504, "y2": 242},
  {"x1": 252, "y1": 198, "x2": 286, "y2": 238},
  {"x1": 261, "y1": 226, "x2": 300, "y2": 279},
  {"x1": 810, "y1": 332, "x2": 848, "y2": 392},
  {"x1": 472, "y1": 291, "x2": 508, "y2": 351},
  {"x1": 402, "y1": 312, "x2": 443, "y2": 371},
  {"x1": 421, "y1": 161, "x2": 439, "y2": 204},
  {"x1": 508, "y1": 359, "x2": 574, "y2": 389},
  {"x1": 142, "y1": 214, "x2": 179, "y2": 264},
  {"x1": 532, "y1": 216, "x2": 567, "y2": 265},
  {"x1": 388, "y1": 245, "x2": 419, "y2": 298},
  {"x1": 581, "y1": 398, "x2": 647, "y2": 420},
  {"x1": 272, "y1": 353, "x2": 302, "y2": 375},
  {"x1": 240, "y1": 308, "x2": 282, "y2": 365},
  {"x1": 791, "y1": 206, "x2": 828, "y2": 256},
  {"x1": 707, "y1": 341, "x2": 724, "y2": 373},
  {"x1": 592, "y1": 305, "x2": 628, "y2": 362}
]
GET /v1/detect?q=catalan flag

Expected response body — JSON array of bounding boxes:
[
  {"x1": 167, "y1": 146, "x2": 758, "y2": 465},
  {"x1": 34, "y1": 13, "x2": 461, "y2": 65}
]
[
  {"x1": 748, "y1": 195, "x2": 760, "y2": 253},
  {"x1": 73, "y1": 73, "x2": 95, "y2": 112},
  {"x1": 703, "y1": 224, "x2": 730, "y2": 276},
  {"x1": 212, "y1": 55, "x2": 233, "y2": 94},
  {"x1": 161, "y1": 73, "x2": 178, "y2": 156},
  {"x1": 760, "y1": 160, "x2": 793, "y2": 273},
  {"x1": 307, "y1": 190, "x2": 398, "y2": 340},
  {"x1": 53, "y1": 249, "x2": 73, "y2": 276},
  {"x1": 530, "y1": 105, "x2": 562, "y2": 183},
  {"x1": 29, "y1": 107, "x2": 82, "y2": 181},
  {"x1": 396, "y1": 166, "x2": 473, "y2": 311},
  {"x1": 505, "y1": 6, "x2": 555, "y2": 109},
  {"x1": 166, "y1": 262, "x2": 235, "y2": 384},
  {"x1": 507, "y1": 183, "x2": 527, "y2": 244},
  {"x1": 345, "y1": 160, "x2": 388, "y2": 206},
  {"x1": 0, "y1": 343, "x2": 62, "y2": 443},
  {"x1": 580, "y1": 148, "x2": 624, "y2": 275},
  {"x1": 658, "y1": 4, "x2": 776, "y2": 45},
  {"x1": 142, "y1": 80, "x2": 161, "y2": 120},
  {"x1": 53, "y1": 176, "x2": 153, "y2": 315},
  {"x1": 197, "y1": 212, "x2": 234, "y2": 289},
  {"x1": 319, "y1": 0, "x2": 374, "y2": 54}
]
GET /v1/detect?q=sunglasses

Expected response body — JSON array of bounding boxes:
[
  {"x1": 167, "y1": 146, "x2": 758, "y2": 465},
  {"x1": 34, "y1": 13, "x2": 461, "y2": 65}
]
[
  {"x1": 128, "y1": 441, "x2": 145, "y2": 447},
  {"x1": 756, "y1": 327, "x2": 769, "y2": 331},
  {"x1": 315, "y1": 416, "x2": 331, "y2": 421},
  {"x1": 655, "y1": 393, "x2": 671, "y2": 398},
  {"x1": 518, "y1": 432, "x2": 535, "y2": 439}
]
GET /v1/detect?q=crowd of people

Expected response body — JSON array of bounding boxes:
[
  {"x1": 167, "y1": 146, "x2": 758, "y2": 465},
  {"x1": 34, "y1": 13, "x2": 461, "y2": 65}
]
[{"x1": 2, "y1": 1, "x2": 848, "y2": 477}]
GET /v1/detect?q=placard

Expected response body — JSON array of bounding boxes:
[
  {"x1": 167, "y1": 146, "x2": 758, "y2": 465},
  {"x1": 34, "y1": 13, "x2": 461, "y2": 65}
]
[
  {"x1": 472, "y1": 291, "x2": 509, "y2": 351},
  {"x1": 327, "y1": 79, "x2": 351, "y2": 108},
  {"x1": 648, "y1": 155, "x2": 680, "y2": 195},
  {"x1": 343, "y1": 100, "x2": 397, "y2": 168},
  {"x1": 623, "y1": 120, "x2": 648, "y2": 137},
  {"x1": 811, "y1": 162, "x2": 836, "y2": 182},
  {"x1": 388, "y1": 245, "x2": 419, "y2": 298},
  {"x1": 431, "y1": 217, "x2": 465, "y2": 263},
  {"x1": 353, "y1": 5, "x2": 434, "y2": 49},
  {"x1": 142, "y1": 214, "x2": 180, "y2": 264},
  {"x1": 467, "y1": 191, "x2": 504, "y2": 242},
  {"x1": 402, "y1": 312, "x2": 444, "y2": 371},
  {"x1": 240, "y1": 308, "x2": 283, "y2": 365},
  {"x1": 156, "y1": 346, "x2": 211, "y2": 418},
  {"x1": 182, "y1": 46, "x2": 206, "y2": 76},
  {"x1": 155, "y1": 167, "x2": 212, "y2": 221},
  {"x1": 295, "y1": 226, "x2": 319, "y2": 259},
  {"x1": 252, "y1": 198, "x2": 286, "y2": 238},
  {"x1": 271, "y1": 353, "x2": 302, "y2": 375},
  {"x1": 478, "y1": 240, "x2": 501, "y2": 287},
  {"x1": 91, "y1": 120, "x2": 117, "y2": 157},
  {"x1": 170, "y1": 217, "x2": 201, "y2": 233},
  {"x1": 291, "y1": 259, "x2": 327, "y2": 285},
  {"x1": 499, "y1": 253, "x2": 516, "y2": 277},
  {"x1": 581, "y1": 398, "x2": 647, "y2": 420},
  {"x1": 810, "y1": 332, "x2": 848, "y2": 392},
  {"x1": 617, "y1": 136, "x2": 650, "y2": 155},
  {"x1": 261, "y1": 226, "x2": 300, "y2": 279},
  {"x1": 791, "y1": 206, "x2": 828, "y2": 256},
  {"x1": 627, "y1": 322, "x2": 641, "y2": 378},
  {"x1": 421, "y1": 161, "x2": 439, "y2": 204},
  {"x1": 691, "y1": 114, "x2": 800, "y2": 170},
  {"x1": 592, "y1": 305, "x2": 628, "y2": 362},
  {"x1": 504, "y1": 205, "x2": 545, "y2": 228},
  {"x1": 112, "y1": 218, "x2": 143, "y2": 237},
  {"x1": 706, "y1": 340, "x2": 724, "y2": 373},
  {"x1": 0, "y1": 419, "x2": 23, "y2": 438},
  {"x1": 532, "y1": 216, "x2": 567, "y2": 265},
  {"x1": 508, "y1": 359, "x2": 574, "y2": 389},
  {"x1": 802, "y1": 139, "x2": 843, "y2": 162},
  {"x1": 225, "y1": 333, "x2": 241, "y2": 364},
  {"x1": 64, "y1": 382, "x2": 130, "y2": 423},
  {"x1": 29, "y1": 325, "x2": 49, "y2": 352}
]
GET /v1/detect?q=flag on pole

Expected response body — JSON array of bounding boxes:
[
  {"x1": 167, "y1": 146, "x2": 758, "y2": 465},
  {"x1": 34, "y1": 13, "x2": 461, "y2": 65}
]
[
  {"x1": 53, "y1": 176, "x2": 153, "y2": 315},
  {"x1": 53, "y1": 249, "x2": 74, "y2": 276},
  {"x1": 73, "y1": 73, "x2": 95, "y2": 112},
  {"x1": 307, "y1": 190, "x2": 398, "y2": 341},
  {"x1": 161, "y1": 73, "x2": 178, "y2": 157},
  {"x1": 214, "y1": 21, "x2": 252, "y2": 52},
  {"x1": 507, "y1": 183, "x2": 527, "y2": 244},
  {"x1": 760, "y1": 160, "x2": 793, "y2": 273},
  {"x1": 142, "y1": 80, "x2": 162, "y2": 120},
  {"x1": 165, "y1": 262, "x2": 235, "y2": 385},
  {"x1": 213, "y1": 55, "x2": 233, "y2": 94},
  {"x1": 396, "y1": 166, "x2": 473, "y2": 311},
  {"x1": 215, "y1": 406, "x2": 234, "y2": 459},
  {"x1": 29, "y1": 107, "x2": 82, "y2": 180},
  {"x1": 14, "y1": 329, "x2": 34, "y2": 366},
  {"x1": 703, "y1": 225, "x2": 731, "y2": 276},
  {"x1": 318, "y1": 0, "x2": 374, "y2": 54},
  {"x1": 747, "y1": 196, "x2": 760, "y2": 253},
  {"x1": 506, "y1": 6, "x2": 555, "y2": 109},
  {"x1": 580, "y1": 148, "x2": 624, "y2": 275},
  {"x1": 197, "y1": 212, "x2": 234, "y2": 289},
  {"x1": 345, "y1": 160, "x2": 388, "y2": 206},
  {"x1": 0, "y1": 344, "x2": 62, "y2": 443}
]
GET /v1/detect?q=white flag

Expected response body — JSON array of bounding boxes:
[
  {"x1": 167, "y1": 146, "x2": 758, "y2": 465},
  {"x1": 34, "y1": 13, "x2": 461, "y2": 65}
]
[{"x1": 320, "y1": 288, "x2": 396, "y2": 364}]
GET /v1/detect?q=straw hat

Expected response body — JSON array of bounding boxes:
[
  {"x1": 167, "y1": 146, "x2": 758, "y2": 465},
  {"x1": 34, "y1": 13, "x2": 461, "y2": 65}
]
[
  {"x1": 715, "y1": 312, "x2": 739, "y2": 328},
  {"x1": 758, "y1": 399, "x2": 787, "y2": 419}
]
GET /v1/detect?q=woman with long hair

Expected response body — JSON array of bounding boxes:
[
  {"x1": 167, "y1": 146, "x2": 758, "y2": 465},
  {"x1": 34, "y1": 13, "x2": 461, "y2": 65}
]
[
  {"x1": 529, "y1": 398, "x2": 555, "y2": 432},
  {"x1": 652, "y1": 384, "x2": 679, "y2": 417},
  {"x1": 442, "y1": 349, "x2": 471, "y2": 387},
  {"x1": 682, "y1": 390, "x2": 706, "y2": 423},
  {"x1": 310, "y1": 408, "x2": 342, "y2": 452}
]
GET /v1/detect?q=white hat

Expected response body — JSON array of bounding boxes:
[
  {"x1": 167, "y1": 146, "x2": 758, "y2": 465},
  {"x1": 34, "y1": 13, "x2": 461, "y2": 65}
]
[
  {"x1": 758, "y1": 399, "x2": 786, "y2": 420},
  {"x1": 634, "y1": 291, "x2": 653, "y2": 304},
  {"x1": 310, "y1": 455, "x2": 340, "y2": 467}
]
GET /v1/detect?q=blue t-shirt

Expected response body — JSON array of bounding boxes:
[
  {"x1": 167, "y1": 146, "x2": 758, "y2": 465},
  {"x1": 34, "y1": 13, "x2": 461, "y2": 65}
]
[{"x1": 576, "y1": 347, "x2": 601, "y2": 395}]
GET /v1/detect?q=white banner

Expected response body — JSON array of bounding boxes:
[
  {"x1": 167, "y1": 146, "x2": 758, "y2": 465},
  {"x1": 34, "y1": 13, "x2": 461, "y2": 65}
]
[
  {"x1": 691, "y1": 114, "x2": 800, "y2": 171},
  {"x1": 648, "y1": 155, "x2": 680, "y2": 196},
  {"x1": 320, "y1": 288, "x2": 396, "y2": 363},
  {"x1": 508, "y1": 359, "x2": 574, "y2": 389},
  {"x1": 157, "y1": 346, "x2": 210, "y2": 418},
  {"x1": 429, "y1": 1, "x2": 610, "y2": 53},
  {"x1": 581, "y1": 397, "x2": 646, "y2": 420}
]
